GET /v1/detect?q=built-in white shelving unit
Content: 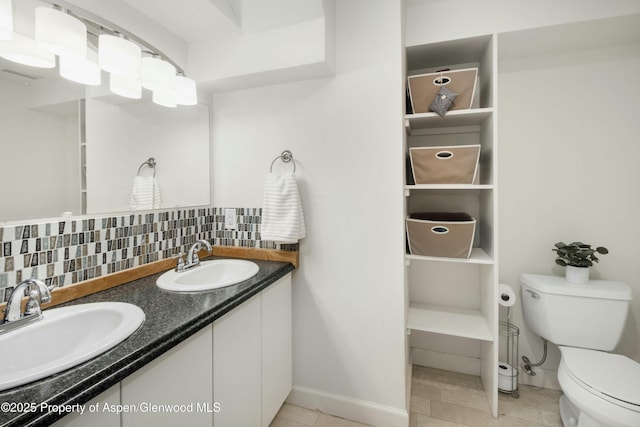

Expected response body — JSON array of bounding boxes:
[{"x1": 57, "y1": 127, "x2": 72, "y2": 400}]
[
  {"x1": 406, "y1": 248, "x2": 494, "y2": 265},
  {"x1": 407, "y1": 303, "x2": 493, "y2": 341},
  {"x1": 79, "y1": 99, "x2": 87, "y2": 214},
  {"x1": 405, "y1": 108, "x2": 493, "y2": 134},
  {"x1": 403, "y1": 34, "x2": 499, "y2": 417}
]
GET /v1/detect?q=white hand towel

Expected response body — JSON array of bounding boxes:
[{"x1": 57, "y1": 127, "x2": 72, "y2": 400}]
[
  {"x1": 129, "y1": 176, "x2": 161, "y2": 210},
  {"x1": 261, "y1": 173, "x2": 306, "y2": 243}
]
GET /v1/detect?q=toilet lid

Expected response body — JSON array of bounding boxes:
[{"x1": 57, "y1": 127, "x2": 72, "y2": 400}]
[{"x1": 561, "y1": 347, "x2": 640, "y2": 407}]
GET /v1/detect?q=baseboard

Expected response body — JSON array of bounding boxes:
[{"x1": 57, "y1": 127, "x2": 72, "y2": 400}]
[
  {"x1": 287, "y1": 385, "x2": 409, "y2": 427},
  {"x1": 518, "y1": 367, "x2": 561, "y2": 390},
  {"x1": 411, "y1": 348, "x2": 481, "y2": 376},
  {"x1": 406, "y1": 359, "x2": 413, "y2": 413}
]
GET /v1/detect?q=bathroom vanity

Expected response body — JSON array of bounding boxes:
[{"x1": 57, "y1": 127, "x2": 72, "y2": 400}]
[{"x1": 0, "y1": 257, "x2": 294, "y2": 427}]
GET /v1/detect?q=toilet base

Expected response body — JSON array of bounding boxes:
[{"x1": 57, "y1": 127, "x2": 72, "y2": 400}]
[
  {"x1": 560, "y1": 395, "x2": 579, "y2": 427},
  {"x1": 560, "y1": 395, "x2": 600, "y2": 427}
]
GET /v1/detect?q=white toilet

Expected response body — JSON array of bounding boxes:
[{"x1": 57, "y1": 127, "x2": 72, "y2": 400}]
[{"x1": 521, "y1": 273, "x2": 640, "y2": 427}]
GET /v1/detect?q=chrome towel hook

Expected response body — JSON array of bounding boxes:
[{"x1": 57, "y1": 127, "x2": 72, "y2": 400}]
[{"x1": 270, "y1": 150, "x2": 297, "y2": 173}]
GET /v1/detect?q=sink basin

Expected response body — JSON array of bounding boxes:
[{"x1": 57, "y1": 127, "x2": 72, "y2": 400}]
[
  {"x1": 0, "y1": 302, "x2": 144, "y2": 392},
  {"x1": 156, "y1": 259, "x2": 260, "y2": 292}
]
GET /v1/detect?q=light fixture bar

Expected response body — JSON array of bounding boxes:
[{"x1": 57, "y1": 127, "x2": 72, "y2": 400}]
[{"x1": 38, "y1": 0, "x2": 184, "y2": 75}]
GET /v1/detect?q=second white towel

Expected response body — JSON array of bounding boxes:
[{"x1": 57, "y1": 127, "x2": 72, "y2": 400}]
[
  {"x1": 261, "y1": 173, "x2": 306, "y2": 243},
  {"x1": 129, "y1": 175, "x2": 161, "y2": 210}
]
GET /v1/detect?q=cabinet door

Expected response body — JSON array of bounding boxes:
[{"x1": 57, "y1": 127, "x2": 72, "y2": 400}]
[
  {"x1": 51, "y1": 384, "x2": 120, "y2": 427},
  {"x1": 213, "y1": 294, "x2": 261, "y2": 427},
  {"x1": 261, "y1": 275, "x2": 292, "y2": 427},
  {"x1": 121, "y1": 324, "x2": 213, "y2": 427}
]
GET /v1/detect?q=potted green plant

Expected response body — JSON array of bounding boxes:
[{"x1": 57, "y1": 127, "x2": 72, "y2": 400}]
[{"x1": 553, "y1": 242, "x2": 609, "y2": 284}]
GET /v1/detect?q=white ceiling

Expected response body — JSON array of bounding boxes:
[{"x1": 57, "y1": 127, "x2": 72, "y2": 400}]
[{"x1": 121, "y1": 0, "x2": 325, "y2": 43}]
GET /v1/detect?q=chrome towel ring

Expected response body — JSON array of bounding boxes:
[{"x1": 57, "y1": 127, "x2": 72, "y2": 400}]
[
  {"x1": 137, "y1": 157, "x2": 157, "y2": 177},
  {"x1": 270, "y1": 150, "x2": 296, "y2": 173}
]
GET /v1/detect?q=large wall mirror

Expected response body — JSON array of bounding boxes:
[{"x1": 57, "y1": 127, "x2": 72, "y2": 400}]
[{"x1": 0, "y1": 57, "x2": 211, "y2": 223}]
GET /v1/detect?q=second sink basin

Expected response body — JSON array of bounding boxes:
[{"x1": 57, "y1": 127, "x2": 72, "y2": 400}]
[
  {"x1": 0, "y1": 302, "x2": 145, "y2": 392},
  {"x1": 156, "y1": 259, "x2": 260, "y2": 292}
]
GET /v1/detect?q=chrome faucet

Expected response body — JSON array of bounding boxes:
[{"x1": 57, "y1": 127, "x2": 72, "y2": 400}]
[
  {"x1": 175, "y1": 239, "x2": 213, "y2": 272},
  {"x1": 1, "y1": 279, "x2": 55, "y2": 334}
]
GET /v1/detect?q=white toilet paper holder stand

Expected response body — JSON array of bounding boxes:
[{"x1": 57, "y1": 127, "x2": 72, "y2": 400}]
[{"x1": 498, "y1": 306, "x2": 520, "y2": 398}]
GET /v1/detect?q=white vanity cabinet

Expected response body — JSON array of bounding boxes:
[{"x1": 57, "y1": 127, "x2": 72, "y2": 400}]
[
  {"x1": 50, "y1": 272, "x2": 292, "y2": 427},
  {"x1": 121, "y1": 324, "x2": 214, "y2": 427},
  {"x1": 213, "y1": 274, "x2": 293, "y2": 427},
  {"x1": 51, "y1": 384, "x2": 120, "y2": 427},
  {"x1": 213, "y1": 294, "x2": 262, "y2": 426},
  {"x1": 261, "y1": 274, "x2": 292, "y2": 427}
]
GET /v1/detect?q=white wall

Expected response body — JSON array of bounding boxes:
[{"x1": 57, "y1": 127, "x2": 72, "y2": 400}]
[
  {"x1": 405, "y1": 0, "x2": 640, "y2": 47},
  {"x1": 189, "y1": 16, "x2": 333, "y2": 92},
  {"x1": 499, "y1": 40, "x2": 640, "y2": 386},
  {"x1": 212, "y1": 1, "x2": 407, "y2": 425}
]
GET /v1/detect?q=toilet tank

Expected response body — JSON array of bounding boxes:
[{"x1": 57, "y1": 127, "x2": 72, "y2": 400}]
[{"x1": 521, "y1": 274, "x2": 631, "y2": 351}]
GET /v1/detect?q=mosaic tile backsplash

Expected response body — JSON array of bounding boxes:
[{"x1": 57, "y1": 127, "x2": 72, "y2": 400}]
[{"x1": 0, "y1": 207, "x2": 297, "y2": 303}]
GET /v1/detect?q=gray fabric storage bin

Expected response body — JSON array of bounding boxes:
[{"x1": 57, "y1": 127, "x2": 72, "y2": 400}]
[
  {"x1": 406, "y1": 212, "x2": 476, "y2": 258},
  {"x1": 409, "y1": 144, "x2": 480, "y2": 184}
]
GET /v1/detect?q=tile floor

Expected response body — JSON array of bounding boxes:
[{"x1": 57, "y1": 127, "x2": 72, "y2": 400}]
[
  {"x1": 410, "y1": 366, "x2": 563, "y2": 427},
  {"x1": 269, "y1": 404, "x2": 372, "y2": 427},
  {"x1": 269, "y1": 365, "x2": 563, "y2": 427}
]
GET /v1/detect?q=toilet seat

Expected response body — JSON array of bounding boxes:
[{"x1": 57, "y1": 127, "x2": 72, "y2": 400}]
[{"x1": 560, "y1": 347, "x2": 640, "y2": 411}]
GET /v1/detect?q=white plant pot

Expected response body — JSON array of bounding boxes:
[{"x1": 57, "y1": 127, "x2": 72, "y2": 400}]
[{"x1": 566, "y1": 265, "x2": 589, "y2": 284}]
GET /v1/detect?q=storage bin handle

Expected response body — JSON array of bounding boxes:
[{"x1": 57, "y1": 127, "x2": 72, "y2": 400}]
[
  {"x1": 433, "y1": 76, "x2": 451, "y2": 86},
  {"x1": 433, "y1": 69, "x2": 452, "y2": 86},
  {"x1": 431, "y1": 226, "x2": 449, "y2": 234},
  {"x1": 435, "y1": 150, "x2": 453, "y2": 160}
]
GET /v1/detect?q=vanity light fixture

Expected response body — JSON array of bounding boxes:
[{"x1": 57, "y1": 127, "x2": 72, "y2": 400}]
[
  {"x1": 0, "y1": 32, "x2": 55, "y2": 68},
  {"x1": 0, "y1": 0, "x2": 12, "y2": 40},
  {"x1": 1, "y1": 0, "x2": 197, "y2": 107},
  {"x1": 35, "y1": 6, "x2": 86, "y2": 59},
  {"x1": 59, "y1": 48, "x2": 101, "y2": 85}
]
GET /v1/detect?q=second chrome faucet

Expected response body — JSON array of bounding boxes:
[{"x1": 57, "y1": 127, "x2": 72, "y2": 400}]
[
  {"x1": 175, "y1": 239, "x2": 213, "y2": 272},
  {"x1": 1, "y1": 279, "x2": 56, "y2": 335}
]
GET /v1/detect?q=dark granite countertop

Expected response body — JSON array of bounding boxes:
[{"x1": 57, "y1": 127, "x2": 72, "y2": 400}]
[{"x1": 0, "y1": 256, "x2": 295, "y2": 427}]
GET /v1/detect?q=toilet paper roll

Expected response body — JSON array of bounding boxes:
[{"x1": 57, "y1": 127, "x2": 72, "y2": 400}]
[
  {"x1": 498, "y1": 362, "x2": 518, "y2": 391},
  {"x1": 498, "y1": 283, "x2": 516, "y2": 307}
]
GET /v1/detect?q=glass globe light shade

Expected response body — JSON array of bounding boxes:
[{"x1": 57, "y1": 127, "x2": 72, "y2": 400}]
[
  {"x1": 175, "y1": 75, "x2": 197, "y2": 106},
  {"x1": 60, "y1": 49, "x2": 101, "y2": 85},
  {"x1": 0, "y1": 0, "x2": 13, "y2": 41},
  {"x1": 99, "y1": 34, "x2": 141, "y2": 77},
  {"x1": 0, "y1": 32, "x2": 55, "y2": 68},
  {"x1": 141, "y1": 56, "x2": 175, "y2": 91},
  {"x1": 110, "y1": 73, "x2": 141, "y2": 99},
  {"x1": 35, "y1": 7, "x2": 87, "y2": 59},
  {"x1": 152, "y1": 87, "x2": 177, "y2": 108}
]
